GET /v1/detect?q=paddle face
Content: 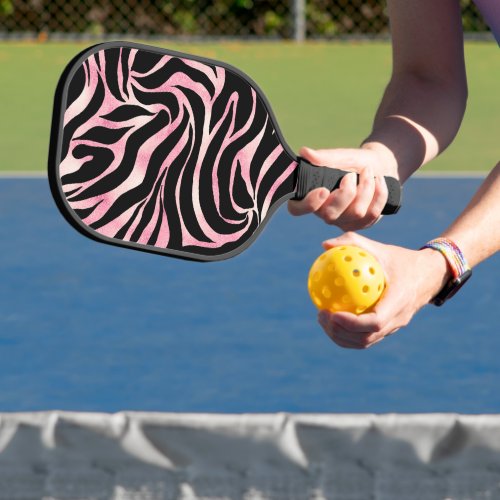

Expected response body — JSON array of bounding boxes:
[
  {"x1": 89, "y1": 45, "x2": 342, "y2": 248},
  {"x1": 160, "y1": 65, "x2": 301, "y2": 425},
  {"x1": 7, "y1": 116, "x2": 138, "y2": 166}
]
[{"x1": 49, "y1": 41, "x2": 299, "y2": 261}]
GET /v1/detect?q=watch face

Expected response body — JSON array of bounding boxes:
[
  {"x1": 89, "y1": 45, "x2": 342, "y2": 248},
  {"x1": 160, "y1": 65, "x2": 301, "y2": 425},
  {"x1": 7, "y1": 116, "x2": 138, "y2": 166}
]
[{"x1": 432, "y1": 269, "x2": 472, "y2": 306}]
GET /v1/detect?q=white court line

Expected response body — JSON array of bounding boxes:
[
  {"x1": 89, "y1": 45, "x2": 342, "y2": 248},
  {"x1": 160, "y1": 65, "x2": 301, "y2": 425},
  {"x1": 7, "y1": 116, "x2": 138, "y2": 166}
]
[
  {"x1": 414, "y1": 170, "x2": 487, "y2": 178},
  {"x1": 0, "y1": 170, "x2": 489, "y2": 179},
  {"x1": 0, "y1": 171, "x2": 47, "y2": 178}
]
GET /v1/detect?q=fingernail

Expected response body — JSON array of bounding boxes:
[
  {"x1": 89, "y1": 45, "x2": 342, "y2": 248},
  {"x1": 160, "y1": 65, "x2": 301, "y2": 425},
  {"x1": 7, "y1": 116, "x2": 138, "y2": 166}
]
[{"x1": 319, "y1": 189, "x2": 329, "y2": 201}]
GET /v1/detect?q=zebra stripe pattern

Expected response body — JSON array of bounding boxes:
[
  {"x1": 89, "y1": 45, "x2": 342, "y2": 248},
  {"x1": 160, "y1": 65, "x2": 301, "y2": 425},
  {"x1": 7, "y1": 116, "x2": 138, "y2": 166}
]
[{"x1": 58, "y1": 46, "x2": 298, "y2": 259}]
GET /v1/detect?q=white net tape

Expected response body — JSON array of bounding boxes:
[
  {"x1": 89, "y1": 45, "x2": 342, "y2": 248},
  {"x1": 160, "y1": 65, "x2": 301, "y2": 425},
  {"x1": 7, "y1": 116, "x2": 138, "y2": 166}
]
[{"x1": 0, "y1": 412, "x2": 500, "y2": 499}]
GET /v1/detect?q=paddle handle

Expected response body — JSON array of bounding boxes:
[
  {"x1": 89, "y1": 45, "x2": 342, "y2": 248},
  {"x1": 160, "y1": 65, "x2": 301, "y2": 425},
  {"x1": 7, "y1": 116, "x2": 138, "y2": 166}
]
[{"x1": 293, "y1": 158, "x2": 402, "y2": 215}]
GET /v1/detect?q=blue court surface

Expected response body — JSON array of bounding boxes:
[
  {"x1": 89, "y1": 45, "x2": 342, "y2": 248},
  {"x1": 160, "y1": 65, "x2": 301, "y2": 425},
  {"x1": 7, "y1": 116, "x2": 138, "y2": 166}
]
[{"x1": 0, "y1": 176, "x2": 498, "y2": 413}]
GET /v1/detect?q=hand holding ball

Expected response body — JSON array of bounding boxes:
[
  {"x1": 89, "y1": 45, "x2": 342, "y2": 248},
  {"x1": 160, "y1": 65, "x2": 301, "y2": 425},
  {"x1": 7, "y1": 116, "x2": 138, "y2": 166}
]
[{"x1": 308, "y1": 245, "x2": 385, "y2": 314}]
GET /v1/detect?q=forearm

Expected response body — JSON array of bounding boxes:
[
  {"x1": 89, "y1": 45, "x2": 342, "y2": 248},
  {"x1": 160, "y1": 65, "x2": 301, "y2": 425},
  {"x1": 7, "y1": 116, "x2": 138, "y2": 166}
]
[
  {"x1": 362, "y1": 73, "x2": 467, "y2": 183},
  {"x1": 361, "y1": 0, "x2": 467, "y2": 183},
  {"x1": 418, "y1": 162, "x2": 500, "y2": 303},
  {"x1": 441, "y1": 162, "x2": 500, "y2": 267}
]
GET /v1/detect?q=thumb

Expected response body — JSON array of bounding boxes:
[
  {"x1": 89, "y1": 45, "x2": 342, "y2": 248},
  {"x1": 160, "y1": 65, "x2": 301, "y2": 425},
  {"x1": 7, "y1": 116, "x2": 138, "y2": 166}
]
[
  {"x1": 322, "y1": 231, "x2": 367, "y2": 250},
  {"x1": 299, "y1": 147, "x2": 364, "y2": 171},
  {"x1": 299, "y1": 146, "x2": 324, "y2": 165}
]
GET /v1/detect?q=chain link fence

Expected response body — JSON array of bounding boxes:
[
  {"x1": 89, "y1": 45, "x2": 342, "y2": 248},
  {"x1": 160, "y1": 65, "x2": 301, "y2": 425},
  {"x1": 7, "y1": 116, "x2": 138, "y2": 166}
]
[{"x1": 0, "y1": 0, "x2": 491, "y2": 40}]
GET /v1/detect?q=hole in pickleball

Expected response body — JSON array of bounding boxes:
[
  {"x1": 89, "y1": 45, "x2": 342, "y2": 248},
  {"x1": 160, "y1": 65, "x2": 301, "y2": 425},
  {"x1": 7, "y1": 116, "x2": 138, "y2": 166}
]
[
  {"x1": 322, "y1": 286, "x2": 331, "y2": 299},
  {"x1": 362, "y1": 285, "x2": 369, "y2": 293},
  {"x1": 369, "y1": 267, "x2": 376, "y2": 275},
  {"x1": 334, "y1": 277, "x2": 344, "y2": 287},
  {"x1": 356, "y1": 306, "x2": 366, "y2": 314},
  {"x1": 342, "y1": 295, "x2": 351, "y2": 304},
  {"x1": 327, "y1": 264, "x2": 335, "y2": 272},
  {"x1": 378, "y1": 284, "x2": 382, "y2": 291},
  {"x1": 352, "y1": 269, "x2": 360, "y2": 277},
  {"x1": 313, "y1": 271, "x2": 321, "y2": 282},
  {"x1": 333, "y1": 303, "x2": 342, "y2": 311},
  {"x1": 359, "y1": 251, "x2": 367, "y2": 257},
  {"x1": 313, "y1": 294, "x2": 322, "y2": 307},
  {"x1": 344, "y1": 256, "x2": 352, "y2": 262}
]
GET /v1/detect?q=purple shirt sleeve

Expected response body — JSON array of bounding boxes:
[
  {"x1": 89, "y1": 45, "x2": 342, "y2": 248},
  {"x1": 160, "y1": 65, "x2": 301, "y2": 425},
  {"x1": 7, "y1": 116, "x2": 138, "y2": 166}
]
[{"x1": 473, "y1": 0, "x2": 500, "y2": 45}]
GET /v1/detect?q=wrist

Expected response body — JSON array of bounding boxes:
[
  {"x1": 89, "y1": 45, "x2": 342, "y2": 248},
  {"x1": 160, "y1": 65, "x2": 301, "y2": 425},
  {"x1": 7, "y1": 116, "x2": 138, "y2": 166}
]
[
  {"x1": 417, "y1": 248, "x2": 453, "y2": 303},
  {"x1": 360, "y1": 141, "x2": 399, "y2": 178}
]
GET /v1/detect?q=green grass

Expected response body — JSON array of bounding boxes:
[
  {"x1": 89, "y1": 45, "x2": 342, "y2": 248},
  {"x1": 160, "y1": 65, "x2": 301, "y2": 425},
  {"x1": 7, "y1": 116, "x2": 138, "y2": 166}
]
[{"x1": 0, "y1": 40, "x2": 497, "y2": 172}]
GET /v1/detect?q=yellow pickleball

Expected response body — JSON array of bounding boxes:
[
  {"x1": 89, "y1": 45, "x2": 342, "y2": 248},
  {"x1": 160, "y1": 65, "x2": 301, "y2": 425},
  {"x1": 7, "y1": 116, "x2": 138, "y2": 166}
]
[{"x1": 308, "y1": 245, "x2": 385, "y2": 314}]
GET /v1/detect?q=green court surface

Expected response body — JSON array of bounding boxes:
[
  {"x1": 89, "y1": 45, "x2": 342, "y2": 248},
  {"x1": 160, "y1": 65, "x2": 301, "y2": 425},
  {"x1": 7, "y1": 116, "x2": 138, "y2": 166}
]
[{"x1": 0, "y1": 41, "x2": 497, "y2": 173}]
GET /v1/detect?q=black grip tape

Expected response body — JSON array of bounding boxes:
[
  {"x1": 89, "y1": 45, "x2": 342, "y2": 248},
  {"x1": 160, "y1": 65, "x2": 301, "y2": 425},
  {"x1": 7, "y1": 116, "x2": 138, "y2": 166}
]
[{"x1": 293, "y1": 158, "x2": 402, "y2": 215}]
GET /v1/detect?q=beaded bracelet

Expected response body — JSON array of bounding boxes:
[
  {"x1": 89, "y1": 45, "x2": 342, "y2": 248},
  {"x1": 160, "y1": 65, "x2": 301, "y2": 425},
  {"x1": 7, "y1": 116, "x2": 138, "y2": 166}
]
[
  {"x1": 421, "y1": 238, "x2": 470, "y2": 278},
  {"x1": 420, "y1": 238, "x2": 472, "y2": 306}
]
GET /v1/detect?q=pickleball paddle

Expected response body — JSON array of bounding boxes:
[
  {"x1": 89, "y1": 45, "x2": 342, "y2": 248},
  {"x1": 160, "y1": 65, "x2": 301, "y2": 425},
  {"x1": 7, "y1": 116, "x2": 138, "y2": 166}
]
[{"x1": 48, "y1": 41, "x2": 401, "y2": 262}]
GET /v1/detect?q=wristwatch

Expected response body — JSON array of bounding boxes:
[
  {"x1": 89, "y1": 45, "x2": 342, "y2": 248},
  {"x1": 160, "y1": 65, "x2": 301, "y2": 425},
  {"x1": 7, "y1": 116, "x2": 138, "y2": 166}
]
[{"x1": 421, "y1": 238, "x2": 472, "y2": 306}]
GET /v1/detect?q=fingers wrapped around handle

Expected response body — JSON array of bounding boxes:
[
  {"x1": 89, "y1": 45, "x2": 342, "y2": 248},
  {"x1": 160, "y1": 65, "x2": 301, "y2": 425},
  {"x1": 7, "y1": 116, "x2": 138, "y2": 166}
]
[{"x1": 293, "y1": 158, "x2": 402, "y2": 215}]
